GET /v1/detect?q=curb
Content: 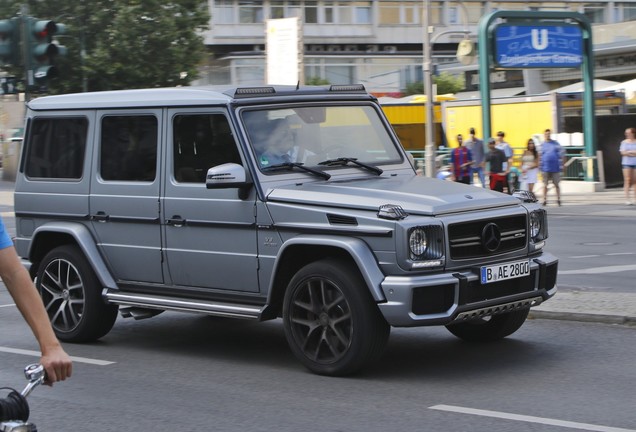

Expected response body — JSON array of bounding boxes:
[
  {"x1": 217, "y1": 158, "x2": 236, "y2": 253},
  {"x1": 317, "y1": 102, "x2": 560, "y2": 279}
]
[{"x1": 529, "y1": 310, "x2": 636, "y2": 326}]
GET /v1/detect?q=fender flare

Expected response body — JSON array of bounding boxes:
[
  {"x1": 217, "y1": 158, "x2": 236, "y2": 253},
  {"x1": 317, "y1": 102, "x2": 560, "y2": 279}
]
[
  {"x1": 29, "y1": 222, "x2": 118, "y2": 290},
  {"x1": 272, "y1": 235, "x2": 386, "y2": 302}
]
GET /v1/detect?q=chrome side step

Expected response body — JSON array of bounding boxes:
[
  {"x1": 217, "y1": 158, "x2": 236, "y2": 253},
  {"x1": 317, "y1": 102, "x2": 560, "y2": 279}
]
[
  {"x1": 104, "y1": 289, "x2": 264, "y2": 320},
  {"x1": 453, "y1": 296, "x2": 543, "y2": 322}
]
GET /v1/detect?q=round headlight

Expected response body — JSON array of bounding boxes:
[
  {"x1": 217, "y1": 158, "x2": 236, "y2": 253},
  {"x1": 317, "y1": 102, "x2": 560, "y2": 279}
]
[
  {"x1": 409, "y1": 228, "x2": 428, "y2": 256},
  {"x1": 530, "y1": 212, "x2": 542, "y2": 239}
]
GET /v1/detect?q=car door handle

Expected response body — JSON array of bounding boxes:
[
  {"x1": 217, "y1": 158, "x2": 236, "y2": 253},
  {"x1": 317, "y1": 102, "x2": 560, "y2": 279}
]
[
  {"x1": 92, "y1": 211, "x2": 109, "y2": 222},
  {"x1": 167, "y1": 216, "x2": 186, "y2": 227}
]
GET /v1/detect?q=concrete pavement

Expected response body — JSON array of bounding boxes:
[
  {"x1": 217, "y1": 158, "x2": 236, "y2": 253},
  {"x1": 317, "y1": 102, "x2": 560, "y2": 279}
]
[{"x1": 0, "y1": 177, "x2": 634, "y2": 327}]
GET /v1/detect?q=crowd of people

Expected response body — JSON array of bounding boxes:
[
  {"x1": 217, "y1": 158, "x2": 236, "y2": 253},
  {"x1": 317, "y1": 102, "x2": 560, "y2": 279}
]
[{"x1": 448, "y1": 127, "x2": 571, "y2": 206}]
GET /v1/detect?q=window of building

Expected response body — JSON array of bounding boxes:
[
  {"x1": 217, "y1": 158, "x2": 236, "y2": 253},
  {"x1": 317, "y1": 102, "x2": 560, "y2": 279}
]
[
  {"x1": 100, "y1": 116, "x2": 158, "y2": 182},
  {"x1": 379, "y1": 1, "x2": 422, "y2": 25},
  {"x1": 615, "y1": 3, "x2": 636, "y2": 21},
  {"x1": 24, "y1": 117, "x2": 88, "y2": 180},
  {"x1": 270, "y1": 1, "x2": 302, "y2": 19},
  {"x1": 354, "y1": 2, "x2": 372, "y2": 24},
  {"x1": 214, "y1": 0, "x2": 235, "y2": 24},
  {"x1": 305, "y1": 1, "x2": 318, "y2": 23},
  {"x1": 378, "y1": 2, "x2": 401, "y2": 25},
  {"x1": 320, "y1": 1, "x2": 371, "y2": 24},
  {"x1": 239, "y1": 1, "x2": 264, "y2": 23},
  {"x1": 463, "y1": 2, "x2": 485, "y2": 24},
  {"x1": 583, "y1": 3, "x2": 606, "y2": 23}
]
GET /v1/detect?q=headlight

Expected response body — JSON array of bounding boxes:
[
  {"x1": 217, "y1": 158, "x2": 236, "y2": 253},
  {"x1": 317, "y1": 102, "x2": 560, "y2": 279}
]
[
  {"x1": 529, "y1": 209, "x2": 547, "y2": 242},
  {"x1": 530, "y1": 212, "x2": 541, "y2": 238},
  {"x1": 409, "y1": 228, "x2": 428, "y2": 256}
]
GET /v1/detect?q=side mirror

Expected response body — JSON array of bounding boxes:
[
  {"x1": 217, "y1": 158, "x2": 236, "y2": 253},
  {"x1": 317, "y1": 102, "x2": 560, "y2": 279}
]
[{"x1": 206, "y1": 163, "x2": 250, "y2": 189}]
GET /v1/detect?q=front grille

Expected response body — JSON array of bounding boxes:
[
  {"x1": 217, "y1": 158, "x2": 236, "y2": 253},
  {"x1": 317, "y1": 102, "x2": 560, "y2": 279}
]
[{"x1": 449, "y1": 215, "x2": 527, "y2": 259}]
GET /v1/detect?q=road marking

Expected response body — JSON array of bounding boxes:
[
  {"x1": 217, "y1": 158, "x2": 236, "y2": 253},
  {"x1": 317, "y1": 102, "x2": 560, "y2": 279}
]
[
  {"x1": 0, "y1": 303, "x2": 16, "y2": 308},
  {"x1": 0, "y1": 346, "x2": 116, "y2": 366},
  {"x1": 559, "y1": 264, "x2": 636, "y2": 275},
  {"x1": 570, "y1": 255, "x2": 600, "y2": 259},
  {"x1": 606, "y1": 252, "x2": 635, "y2": 256},
  {"x1": 429, "y1": 405, "x2": 636, "y2": 432}
]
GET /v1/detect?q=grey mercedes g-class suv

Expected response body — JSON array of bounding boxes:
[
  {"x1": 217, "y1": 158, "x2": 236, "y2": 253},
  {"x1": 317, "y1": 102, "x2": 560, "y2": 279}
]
[{"x1": 14, "y1": 84, "x2": 557, "y2": 376}]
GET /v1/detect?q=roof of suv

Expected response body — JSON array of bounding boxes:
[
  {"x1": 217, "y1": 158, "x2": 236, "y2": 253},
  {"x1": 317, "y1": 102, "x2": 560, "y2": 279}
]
[{"x1": 27, "y1": 84, "x2": 374, "y2": 111}]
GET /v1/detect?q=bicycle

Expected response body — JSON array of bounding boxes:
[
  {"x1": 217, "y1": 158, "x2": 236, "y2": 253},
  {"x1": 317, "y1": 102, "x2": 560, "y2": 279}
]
[{"x1": 0, "y1": 364, "x2": 46, "y2": 432}]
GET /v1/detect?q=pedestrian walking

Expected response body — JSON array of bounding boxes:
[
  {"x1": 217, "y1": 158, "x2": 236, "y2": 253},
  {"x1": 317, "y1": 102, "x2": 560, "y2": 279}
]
[
  {"x1": 540, "y1": 129, "x2": 565, "y2": 206},
  {"x1": 465, "y1": 127, "x2": 486, "y2": 187},
  {"x1": 450, "y1": 134, "x2": 473, "y2": 184},
  {"x1": 495, "y1": 131, "x2": 514, "y2": 193},
  {"x1": 619, "y1": 127, "x2": 636, "y2": 205},
  {"x1": 0, "y1": 215, "x2": 72, "y2": 385},
  {"x1": 485, "y1": 138, "x2": 508, "y2": 192},
  {"x1": 521, "y1": 138, "x2": 539, "y2": 193}
]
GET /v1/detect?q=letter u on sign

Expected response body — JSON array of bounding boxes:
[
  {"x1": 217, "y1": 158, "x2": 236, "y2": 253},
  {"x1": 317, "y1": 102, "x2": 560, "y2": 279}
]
[{"x1": 531, "y1": 29, "x2": 549, "y2": 50}]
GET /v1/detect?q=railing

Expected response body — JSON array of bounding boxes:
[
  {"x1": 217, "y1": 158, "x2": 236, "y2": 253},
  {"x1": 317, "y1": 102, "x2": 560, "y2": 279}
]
[{"x1": 407, "y1": 147, "x2": 603, "y2": 182}]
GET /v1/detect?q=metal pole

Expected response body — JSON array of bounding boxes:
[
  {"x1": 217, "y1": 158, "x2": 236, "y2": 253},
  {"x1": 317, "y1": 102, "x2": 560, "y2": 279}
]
[{"x1": 423, "y1": 0, "x2": 435, "y2": 177}]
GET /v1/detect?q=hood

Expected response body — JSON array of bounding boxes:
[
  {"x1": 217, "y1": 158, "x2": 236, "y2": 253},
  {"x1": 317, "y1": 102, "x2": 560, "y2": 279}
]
[{"x1": 266, "y1": 175, "x2": 521, "y2": 216}]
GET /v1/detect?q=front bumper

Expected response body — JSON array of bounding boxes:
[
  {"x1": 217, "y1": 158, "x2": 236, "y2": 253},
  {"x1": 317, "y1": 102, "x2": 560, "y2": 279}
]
[{"x1": 378, "y1": 252, "x2": 558, "y2": 327}]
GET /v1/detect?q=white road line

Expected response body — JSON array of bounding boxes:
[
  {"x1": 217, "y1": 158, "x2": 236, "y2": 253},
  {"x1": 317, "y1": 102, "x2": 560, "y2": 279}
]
[
  {"x1": 559, "y1": 264, "x2": 636, "y2": 275},
  {"x1": 0, "y1": 303, "x2": 16, "y2": 308},
  {"x1": 570, "y1": 255, "x2": 600, "y2": 259},
  {"x1": 606, "y1": 252, "x2": 636, "y2": 256},
  {"x1": 0, "y1": 347, "x2": 116, "y2": 366},
  {"x1": 429, "y1": 405, "x2": 636, "y2": 432}
]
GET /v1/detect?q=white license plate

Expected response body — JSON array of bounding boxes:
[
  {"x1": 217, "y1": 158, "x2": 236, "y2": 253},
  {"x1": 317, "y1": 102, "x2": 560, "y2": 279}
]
[{"x1": 480, "y1": 260, "x2": 530, "y2": 284}]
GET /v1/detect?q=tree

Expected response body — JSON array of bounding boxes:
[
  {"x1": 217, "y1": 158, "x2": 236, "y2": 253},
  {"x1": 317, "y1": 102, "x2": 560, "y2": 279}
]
[
  {"x1": 0, "y1": 0, "x2": 209, "y2": 93},
  {"x1": 404, "y1": 72, "x2": 465, "y2": 96}
]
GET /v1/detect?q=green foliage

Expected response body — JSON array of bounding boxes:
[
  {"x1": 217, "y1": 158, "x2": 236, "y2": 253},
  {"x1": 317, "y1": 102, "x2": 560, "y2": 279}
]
[
  {"x1": 0, "y1": 0, "x2": 209, "y2": 93},
  {"x1": 305, "y1": 76, "x2": 330, "y2": 85},
  {"x1": 404, "y1": 72, "x2": 465, "y2": 96}
]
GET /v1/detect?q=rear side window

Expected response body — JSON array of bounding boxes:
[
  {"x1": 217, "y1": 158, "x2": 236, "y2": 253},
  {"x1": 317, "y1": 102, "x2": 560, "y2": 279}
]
[
  {"x1": 100, "y1": 115, "x2": 158, "y2": 181},
  {"x1": 24, "y1": 117, "x2": 88, "y2": 179}
]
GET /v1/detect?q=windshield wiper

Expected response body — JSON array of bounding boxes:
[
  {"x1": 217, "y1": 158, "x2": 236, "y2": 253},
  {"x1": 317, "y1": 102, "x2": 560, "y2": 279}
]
[
  {"x1": 262, "y1": 162, "x2": 331, "y2": 180},
  {"x1": 317, "y1": 157, "x2": 383, "y2": 175}
]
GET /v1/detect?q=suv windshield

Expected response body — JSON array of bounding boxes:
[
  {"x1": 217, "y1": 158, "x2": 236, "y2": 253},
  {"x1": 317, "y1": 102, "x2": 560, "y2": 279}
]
[{"x1": 242, "y1": 105, "x2": 402, "y2": 171}]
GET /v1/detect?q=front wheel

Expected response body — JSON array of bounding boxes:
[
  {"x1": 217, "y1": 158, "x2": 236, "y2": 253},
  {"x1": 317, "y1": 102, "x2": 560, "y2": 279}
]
[
  {"x1": 445, "y1": 308, "x2": 530, "y2": 342},
  {"x1": 282, "y1": 259, "x2": 390, "y2": 376},
  {"x1": 36, "y1": 245, "x2": 118, "y2": 342}
]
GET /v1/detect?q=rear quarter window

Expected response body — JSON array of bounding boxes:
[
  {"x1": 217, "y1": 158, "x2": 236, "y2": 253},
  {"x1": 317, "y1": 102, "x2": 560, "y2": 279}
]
[{"x1": 24, "y1": 117, "x2": 88, "y2": 179}]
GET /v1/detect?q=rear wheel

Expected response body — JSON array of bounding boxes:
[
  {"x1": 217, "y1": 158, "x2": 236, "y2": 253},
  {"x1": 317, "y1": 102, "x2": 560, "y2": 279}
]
[
  {"x1": 445, "y1": 308, "x2": 530, "y2": 342},
  {"x1": 283, "y1": 258, "x2": 390, "y2": 376},
  {"x1": 36, "y1": 245, "x2": 118, "y2": 342}
]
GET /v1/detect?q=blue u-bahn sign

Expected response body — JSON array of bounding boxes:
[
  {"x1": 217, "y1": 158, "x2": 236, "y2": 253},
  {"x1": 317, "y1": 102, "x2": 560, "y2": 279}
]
[{"x1": 494, "y1": 24, "x2": 583, "y2": 68}]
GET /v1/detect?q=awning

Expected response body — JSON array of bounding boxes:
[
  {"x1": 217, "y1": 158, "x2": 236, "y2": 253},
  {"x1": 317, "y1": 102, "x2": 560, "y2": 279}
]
[{"x1": 454, "y1": 87, "x2": 526, "y2": 100}]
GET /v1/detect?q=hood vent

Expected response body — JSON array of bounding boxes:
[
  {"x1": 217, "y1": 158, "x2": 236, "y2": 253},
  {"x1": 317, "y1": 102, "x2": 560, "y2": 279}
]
[{"x1": 327, "y1": 214, "x2": 358, "y2": 226}]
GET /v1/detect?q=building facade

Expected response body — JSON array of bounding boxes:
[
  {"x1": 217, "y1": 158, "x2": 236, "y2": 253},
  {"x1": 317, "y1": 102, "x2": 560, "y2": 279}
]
[{"x1": 197, "y1": 1, "x2": 636, "y2": 95}]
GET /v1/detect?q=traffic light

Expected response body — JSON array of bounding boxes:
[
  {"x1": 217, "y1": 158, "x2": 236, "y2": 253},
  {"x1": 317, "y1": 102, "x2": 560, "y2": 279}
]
[
  {"x1": 0, "y1": 18, "x2": 19, "y2": 66},
  {"x1": 28, "y1": 19, "x2": 67, "y2": 84}
]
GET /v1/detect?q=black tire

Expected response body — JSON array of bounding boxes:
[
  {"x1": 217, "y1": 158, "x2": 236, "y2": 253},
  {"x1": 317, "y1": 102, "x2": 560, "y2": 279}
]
[
  {"x1": 445, "y1": 308, "x2": 530, "y2": 342},
  {"x1": 36, "y1": 245, "x2": 118, "y2": 342},
  {"x1": 282, "y1": 258, "x2": 390, "y2": 376}
]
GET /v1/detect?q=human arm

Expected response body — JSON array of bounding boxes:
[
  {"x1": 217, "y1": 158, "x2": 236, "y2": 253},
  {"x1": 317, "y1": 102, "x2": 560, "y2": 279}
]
[
  {"x1": 619, "y1": 142, "x2": 636, "y2": 157},
  {"x1": 0, "y1": 246, "x2": 73, "y2": 384}
]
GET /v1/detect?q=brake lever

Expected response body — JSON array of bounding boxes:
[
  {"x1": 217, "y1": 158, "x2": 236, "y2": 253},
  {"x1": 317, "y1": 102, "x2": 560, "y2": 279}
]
[{"x1": 21, "y1": 364, "x2": 45, "y2": 398}]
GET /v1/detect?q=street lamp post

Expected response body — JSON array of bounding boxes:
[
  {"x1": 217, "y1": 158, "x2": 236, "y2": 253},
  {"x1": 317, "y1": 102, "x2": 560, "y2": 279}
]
[{"x1": 423, "y1": 0, "x2": 435, "y2": 178}]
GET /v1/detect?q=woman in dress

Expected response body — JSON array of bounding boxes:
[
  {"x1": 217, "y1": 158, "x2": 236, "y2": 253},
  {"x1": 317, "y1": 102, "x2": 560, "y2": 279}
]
[
  {"x1": 619, "y1": 127, "x2": 636, "y2": 205},
  {"x1": 521, "y1": 139, "x2": 539, "y2": 193}
]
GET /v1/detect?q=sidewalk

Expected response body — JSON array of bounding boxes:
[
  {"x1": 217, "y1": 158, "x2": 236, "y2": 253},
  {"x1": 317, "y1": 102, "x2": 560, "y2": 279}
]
[{"x1": 0, "y1": 177, "x2": 634, "y2": 327}]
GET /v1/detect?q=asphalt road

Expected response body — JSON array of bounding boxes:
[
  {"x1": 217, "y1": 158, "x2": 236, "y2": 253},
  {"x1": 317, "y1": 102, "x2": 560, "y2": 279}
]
[
  {"x1": 549, "y1": 214, "x2": 636, "y2": 294},
  {"x1": 1, "y1": 299, "x2": 635, "y2": 432}
]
